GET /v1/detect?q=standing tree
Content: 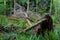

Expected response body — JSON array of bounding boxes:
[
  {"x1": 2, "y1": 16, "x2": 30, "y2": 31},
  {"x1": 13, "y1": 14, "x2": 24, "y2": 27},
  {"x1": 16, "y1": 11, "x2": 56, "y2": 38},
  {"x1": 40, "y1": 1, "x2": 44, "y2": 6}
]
[{"x1": 4, "y1": 0, "x2": 6, "y2": 15}]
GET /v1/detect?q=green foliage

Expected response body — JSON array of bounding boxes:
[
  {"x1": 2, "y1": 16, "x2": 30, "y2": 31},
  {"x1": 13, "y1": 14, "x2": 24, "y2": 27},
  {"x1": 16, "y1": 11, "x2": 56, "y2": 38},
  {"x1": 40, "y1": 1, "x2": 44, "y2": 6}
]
[
  {"x1": 0, "y1": 27, "x2": 60, "y2": 40},
  {"x1": 20, "y1": 0, "x2": 27, "y2": 4},
  {"x1": 0, "y1": 0, "x2": 8, "y2": 2},
  {"x1": 36, "y1": 0, "x2": 41, "y2": 4},
  {"x1": 0, "y1": 0, "x2": 4, "y2": 2},
  {"x1": 0, "y1": 4, "x2": 6, "y2": 14},
  {"x1": 0, "y1": 33, "x2": 5, "y2": 40},
  {"x1": 51, "y1": 0, "x2": 60, "y2": 22},
  {"x1": 16, "y1": 0, "x2": 27, "y2": 5},
  {"x1": 0, "y1": 0, "x2": 60, "y2": 40},
  {"x1": 44, "y1": 32, "x2": 58, "y2": 40},
  {"x1": 0, "y1": 15, "x2": 9, "y2": 26},
  {"x1": 9, "y1": 19, "x2": 27, "y2": 28},
  {"x1": 52, "y1": 15, "x2": 57, "y2": 23},
  {"x1": 0, "y1": 0, "x2": 13, "y2": 15},
  {"x1": 16, "y1": 31, "x2": 59, "y2": 40},
  {"x1": 0, "y1": 16, "x2": 27, "y2": 28}
]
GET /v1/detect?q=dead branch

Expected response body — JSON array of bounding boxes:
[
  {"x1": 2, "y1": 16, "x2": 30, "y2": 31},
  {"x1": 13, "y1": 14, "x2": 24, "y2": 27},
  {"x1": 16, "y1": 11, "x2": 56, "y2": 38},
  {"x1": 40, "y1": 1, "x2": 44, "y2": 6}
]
[
  {"x1": 24, "y1": 12, "x2": 32, "y2": 26},
  {"x1": 19, "y1": 18, "x2": 46, "y2": 33}
]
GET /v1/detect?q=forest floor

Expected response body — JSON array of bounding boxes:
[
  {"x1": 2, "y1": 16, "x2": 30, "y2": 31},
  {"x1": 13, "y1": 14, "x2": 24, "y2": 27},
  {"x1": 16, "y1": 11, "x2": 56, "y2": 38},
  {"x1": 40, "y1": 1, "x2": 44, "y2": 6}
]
[{"x1": 0, "y1": 15, "x2": 60, "y2": 40}]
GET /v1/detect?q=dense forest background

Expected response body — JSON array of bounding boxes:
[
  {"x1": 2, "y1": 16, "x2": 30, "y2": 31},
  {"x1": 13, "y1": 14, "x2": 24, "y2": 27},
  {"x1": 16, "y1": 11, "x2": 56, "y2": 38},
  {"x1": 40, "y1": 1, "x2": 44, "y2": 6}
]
[{"x1": 0, "y1": 0, "x2": 60, "y2": 40}]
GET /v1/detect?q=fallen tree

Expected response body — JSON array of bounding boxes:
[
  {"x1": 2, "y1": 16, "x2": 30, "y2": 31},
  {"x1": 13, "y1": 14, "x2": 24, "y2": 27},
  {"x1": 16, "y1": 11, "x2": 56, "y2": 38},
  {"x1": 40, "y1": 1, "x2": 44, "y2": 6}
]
[{"x1": 19, "y1": 13, "x2": 53, "y2": 34}]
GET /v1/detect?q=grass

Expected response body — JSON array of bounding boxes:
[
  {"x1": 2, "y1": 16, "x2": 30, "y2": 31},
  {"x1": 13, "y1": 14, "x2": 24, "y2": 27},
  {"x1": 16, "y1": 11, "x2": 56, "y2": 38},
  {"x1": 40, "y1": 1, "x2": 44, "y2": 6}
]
[
  {"x1": 0, "y1": 26, "x2": 60, "y2": 40},
  {"x1": 0, "y1": 15, "x2": 60, "y2": 40},
  {"x1": 0, "y1": 0, "x2": 60, "y2": 40}
]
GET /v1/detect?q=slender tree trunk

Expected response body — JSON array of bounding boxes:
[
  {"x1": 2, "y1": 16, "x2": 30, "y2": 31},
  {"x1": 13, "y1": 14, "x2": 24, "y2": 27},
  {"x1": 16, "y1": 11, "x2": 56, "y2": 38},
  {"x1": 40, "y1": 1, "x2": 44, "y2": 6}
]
[
  {"x1": 26, "y1": 0, "x2": 32, "y2": 26},
  {"x1": 14, "y1": 0, "x2": 16, "y2": 14},
  {"x1": 10, "y1": 0, "x2": 12, "y2": 16},
  {"x1": 27, "y1": 0, "x2": 29, "y2": 12},
  {"x1": 4, "y1": 0, "x2": 6, "y2": 15}
]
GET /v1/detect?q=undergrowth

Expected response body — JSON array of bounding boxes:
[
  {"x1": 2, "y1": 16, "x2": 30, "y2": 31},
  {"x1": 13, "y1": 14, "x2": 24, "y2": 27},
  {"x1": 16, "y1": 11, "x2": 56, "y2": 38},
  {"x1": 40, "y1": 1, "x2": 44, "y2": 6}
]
[{"x1": 0, "y1": 15, "x2": 60, "y2": 40}]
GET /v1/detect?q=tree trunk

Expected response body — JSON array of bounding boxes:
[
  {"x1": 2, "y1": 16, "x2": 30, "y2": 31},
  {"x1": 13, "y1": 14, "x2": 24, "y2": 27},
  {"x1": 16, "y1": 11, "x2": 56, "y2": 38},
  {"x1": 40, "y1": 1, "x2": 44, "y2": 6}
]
[
  {"x1": 14, "y1": 0, "x2": 16, "y2": 14},
  {"x1": 4, "y1": 0, "x2": 6, "y2": 15},
  {"x1": 27, "y1": 0, "x2": 29, "y2": 12}
]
